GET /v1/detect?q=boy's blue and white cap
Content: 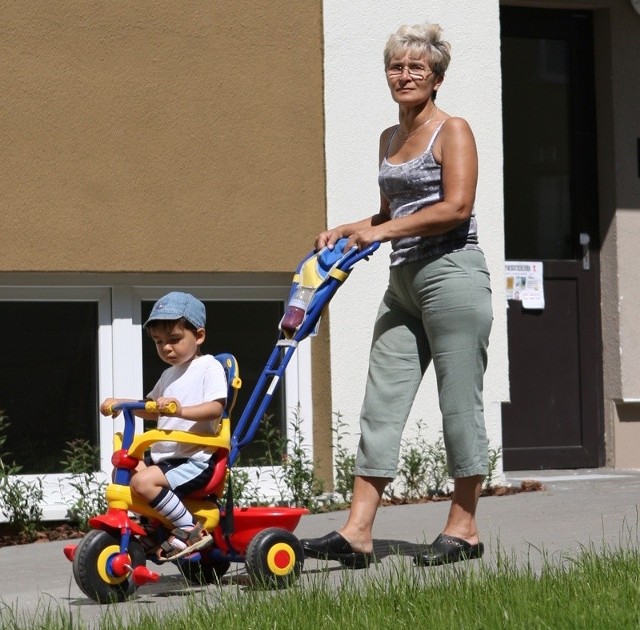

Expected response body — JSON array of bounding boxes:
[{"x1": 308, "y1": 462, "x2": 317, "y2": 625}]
[{"x1": 144, "y1": 292, "x2": 206, "y2": 329}]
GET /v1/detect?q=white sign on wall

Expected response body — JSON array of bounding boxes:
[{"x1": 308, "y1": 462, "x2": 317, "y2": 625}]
[{"x1": 505, "y1": 261, "x2": 545, "y2": 309}]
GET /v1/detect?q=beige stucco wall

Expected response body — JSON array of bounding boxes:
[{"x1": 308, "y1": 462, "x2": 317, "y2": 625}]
[
  {"x1": 1, "y1": 2, "x2": 325, "y2": 273},
  {"x1": 1, "y1": 1, "x2": 337, "y2": 486}
]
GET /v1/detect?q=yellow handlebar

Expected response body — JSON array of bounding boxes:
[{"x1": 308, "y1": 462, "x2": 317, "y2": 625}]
[{"x1": 145, "y1": 400, "x2": 178, "y2": 414}]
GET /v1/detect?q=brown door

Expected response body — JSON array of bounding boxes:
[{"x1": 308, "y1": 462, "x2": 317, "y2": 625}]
[{"x1": 500, "y1": 7, "x2": 604, "y2": 470}]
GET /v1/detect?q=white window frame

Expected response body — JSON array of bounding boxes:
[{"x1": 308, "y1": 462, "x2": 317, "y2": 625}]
[
  {"x1": 0, "y1": 275, "x2": 313, "y2": 520},
  {"x1": 0, "y1": 285, "x2": 112, "y2": 520}
]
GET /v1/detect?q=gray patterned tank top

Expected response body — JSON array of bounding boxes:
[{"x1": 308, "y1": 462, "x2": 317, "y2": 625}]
[{"x1": 378, "y1": 121, "x2": 480, "y2": 267}]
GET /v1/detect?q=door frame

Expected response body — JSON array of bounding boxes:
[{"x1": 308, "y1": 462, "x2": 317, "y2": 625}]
[{"x1": 500, "y1": 6, "x2": 605, "y2": 470}]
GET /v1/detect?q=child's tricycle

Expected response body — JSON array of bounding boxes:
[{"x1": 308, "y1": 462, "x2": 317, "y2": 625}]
[{"x1": 64, "y1": 239, "x2": 379, "y2": 602}]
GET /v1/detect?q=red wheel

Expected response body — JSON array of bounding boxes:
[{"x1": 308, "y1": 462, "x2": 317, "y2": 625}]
[{"x1": 245, "y1": 527, "x2": 304, "y2": 588}]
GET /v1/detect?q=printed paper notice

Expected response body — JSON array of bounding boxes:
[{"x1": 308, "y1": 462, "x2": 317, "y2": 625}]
[{"x1": 505, "y1": 261, "x2": 545, "y2": 309}]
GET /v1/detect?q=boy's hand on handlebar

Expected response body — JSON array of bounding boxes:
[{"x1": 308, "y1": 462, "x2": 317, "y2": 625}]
[
  {"x1": 154, "y1": 397, "x2": 181, "y2": 416},
  {"x1": 100, "y1": 398, "x2": 121, "y2": 418}
]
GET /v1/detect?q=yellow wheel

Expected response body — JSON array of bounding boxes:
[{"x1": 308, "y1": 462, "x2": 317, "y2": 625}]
[
  {"x1": 266, "y1": 542, "x2": 297, "y2": 576},
  {"x1": 96, "y1": 544, "x2": 128, "y2": 585},
  {"x1": 245, "y1": 528, "x2": 304, "y2": 588}
]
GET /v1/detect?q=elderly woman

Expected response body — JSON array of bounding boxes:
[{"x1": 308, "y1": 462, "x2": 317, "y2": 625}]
[{"x1": 301, "y1": 22, "x2": 493, "y2": 568}]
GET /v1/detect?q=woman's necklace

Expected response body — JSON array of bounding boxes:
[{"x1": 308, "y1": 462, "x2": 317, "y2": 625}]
[{"x1": 397, "y1": 106, "x2": 439, "y2": 142}]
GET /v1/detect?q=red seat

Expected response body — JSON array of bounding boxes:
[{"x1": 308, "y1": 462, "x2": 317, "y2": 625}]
[{"x1": 186, "y1": 451, "x2": 229, "y2": 500}]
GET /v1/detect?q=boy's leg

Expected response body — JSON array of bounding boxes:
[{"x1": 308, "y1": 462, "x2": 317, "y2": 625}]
[
  {"x1": 131, "y1": 464, "x2": 194, "y2": 529},
  {"x1": 148, "y1": 459, "x2": 215, "y2": 560},
  {"x1": 149, "y1": 488, "x2": 194, "y2": 530}
]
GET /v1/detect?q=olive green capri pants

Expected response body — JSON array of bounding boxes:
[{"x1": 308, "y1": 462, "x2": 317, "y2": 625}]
[{"x1": 354, "y1": 249, "x2": 493, "y2": 480}]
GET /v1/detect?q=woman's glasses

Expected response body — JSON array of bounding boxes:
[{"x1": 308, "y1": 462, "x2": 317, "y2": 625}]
[{"x1": 386, "y1": 63, "x2": 433, "y2": 81}]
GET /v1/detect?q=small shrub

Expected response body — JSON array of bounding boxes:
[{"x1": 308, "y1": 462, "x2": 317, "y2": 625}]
[
  {"x1": 229, "y1": 466, "x2": 267, "y2": 507},
  {"x1": 332, "y1": 412, "x2": 355, "y2": 505},
  {"x1": 60, "y1": 438, "x2": 107, "y2": 531},
  {"x1": 385, "y1": 418, "x2": 504, "y2": 502},
  {"x1": 251, "y1": 408, "x2": 322, "y2": 510},
  {"x1": 0, "y1": 413, "x2": 44, "y2": 540},
  {"x1": 396, "y1": 433, "x2": 430, "y2": 501},
  {"x1": 281, "y1": 407, "x2": 323, "y2": 509},
  {"x1": 253, "y1": 413, "x2": 287, "y2": 503},
  {"x1": 484, "y1": 445, "x2": 503, "y2": 490},
  {"x1": 423, "y1": 435, "x2": 450, "y2": 496},
  {"x1": 387, "y1": 421, "x2": 451, "y2": 501},
  {"x1": 0, "y1": 473, "x2": 44, "y2": 541}
]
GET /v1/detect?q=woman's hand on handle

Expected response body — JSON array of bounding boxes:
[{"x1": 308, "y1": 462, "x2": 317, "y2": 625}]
[
  {"x1": 315, "y1": 228, "x2": 345, "y2": 251},
  {"x1": 344, "y1": 225, "x2": 387, "y2": 252},
  {"x1": 318, "y1": 206, "x2": 390, "y2": 252}
]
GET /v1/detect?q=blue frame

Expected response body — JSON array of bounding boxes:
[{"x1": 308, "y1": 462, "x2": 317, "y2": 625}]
[{"x1": 228, "y1": 240, "x2": 379, "y2": 465}]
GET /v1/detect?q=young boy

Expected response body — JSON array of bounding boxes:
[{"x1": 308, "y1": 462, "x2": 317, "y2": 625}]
[{"x1": 100, "y1": 291, "x2": 227, "y2": 560}]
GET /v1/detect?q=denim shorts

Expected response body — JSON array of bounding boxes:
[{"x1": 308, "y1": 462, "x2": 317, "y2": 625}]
[{"x1": 355, "y1": 249, "x2": 493, "y2": 479}]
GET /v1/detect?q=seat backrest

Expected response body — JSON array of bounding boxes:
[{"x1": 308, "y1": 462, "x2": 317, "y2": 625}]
[
  {"x1": 186, "y1": 353, "x2": 241, "y2": 500},
  {"x1": 214, "y1": 352, "x2": 241, "y2": 420}
]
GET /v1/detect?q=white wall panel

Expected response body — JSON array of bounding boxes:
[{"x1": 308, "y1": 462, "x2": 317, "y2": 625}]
[{"x1": 322, "y1": 1, "x2": 508, "y2": 477}]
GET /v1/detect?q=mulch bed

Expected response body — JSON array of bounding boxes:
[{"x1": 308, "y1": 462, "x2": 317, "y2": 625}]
[
  {"x1": 381, "y1": 479, "x2": 545, "y2": 505},
  {"x1": 0, "y1": 522, "x2": 84, "y2": 548}
]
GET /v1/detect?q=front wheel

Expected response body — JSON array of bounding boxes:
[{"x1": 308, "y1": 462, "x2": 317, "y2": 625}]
[
  {"x1": 245, "y1": 527, "x2": 304, "y2": 589},
  {"x1": 72, "y1": 529, "x2": 146, "y2": 603}
]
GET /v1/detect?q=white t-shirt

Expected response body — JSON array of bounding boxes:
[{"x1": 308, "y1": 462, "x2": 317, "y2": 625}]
[{"x1": 147, "y1": 354, "x2": 228, "y2": 463}]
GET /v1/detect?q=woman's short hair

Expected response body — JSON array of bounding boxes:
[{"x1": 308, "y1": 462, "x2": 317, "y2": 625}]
[{"x1": 384, "y1": 23, "x2": 451, "y2": 78}]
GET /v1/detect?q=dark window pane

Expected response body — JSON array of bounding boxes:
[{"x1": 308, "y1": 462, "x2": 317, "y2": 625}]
[
  {"x1": 502, "y1": 36, "x2": 573, "y2": 260},
  {"x1": 0, "y1": 302, "x2": 98, "y2": 473},
  {"x1": 141, "y1": 300, "x2": 286, "y2": 465}
]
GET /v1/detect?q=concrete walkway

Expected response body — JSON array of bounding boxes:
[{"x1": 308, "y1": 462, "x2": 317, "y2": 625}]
[{"x1": 2, "y1": 468, "x2": 640, "y2": 627}]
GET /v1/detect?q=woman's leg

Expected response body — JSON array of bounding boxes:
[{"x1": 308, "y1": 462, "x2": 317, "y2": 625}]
[
  {"x1": 302, "y1": 280, "x2": 425, "y2": 563},
  {"x1": 413, "y1": 474, "x2": 485, "y2": 565},
  {"x1": 415, "y1": 252, "x2": 492, "y2": 487},
  {"x1": 345, "y1": 282, "x2": 428, "y2": 551},
  {"x1": 300, "y1": 475, "x2": 387, "y2": 565},
  {"x1": 412, "y1": 251, "x2": 492, "y2": 563},
  {"x1": 338, "y1": 475, "x2": 389, "y2": 553},
  {"x1": 443, "y1": 474, "x2": 483, "y2": 544}
]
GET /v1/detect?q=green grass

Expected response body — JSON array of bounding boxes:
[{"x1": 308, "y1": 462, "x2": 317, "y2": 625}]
[{"x1": 3, "y1": 545, "x2": 640, "y2": 630}]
